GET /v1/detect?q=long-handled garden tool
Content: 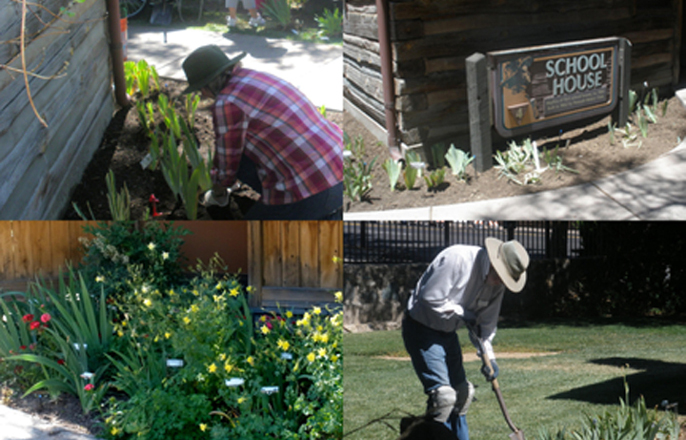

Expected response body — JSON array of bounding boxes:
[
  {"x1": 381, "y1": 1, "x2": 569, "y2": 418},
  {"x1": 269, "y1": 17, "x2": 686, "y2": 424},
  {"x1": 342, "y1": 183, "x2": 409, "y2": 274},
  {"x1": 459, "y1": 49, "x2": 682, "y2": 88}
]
[{"x1": 466, "y1": 323, "x2": 526, "y2": 440}]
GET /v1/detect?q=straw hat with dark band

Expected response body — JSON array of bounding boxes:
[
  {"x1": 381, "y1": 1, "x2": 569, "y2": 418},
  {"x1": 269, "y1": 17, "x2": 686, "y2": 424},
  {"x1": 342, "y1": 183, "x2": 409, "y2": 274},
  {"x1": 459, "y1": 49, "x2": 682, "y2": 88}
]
[
  {"x1": 181, "y1": 45, "x2": 247, "y2": 94},
  {"x1": 485, "y1": 238, "x2": 530, "y2": 293}
]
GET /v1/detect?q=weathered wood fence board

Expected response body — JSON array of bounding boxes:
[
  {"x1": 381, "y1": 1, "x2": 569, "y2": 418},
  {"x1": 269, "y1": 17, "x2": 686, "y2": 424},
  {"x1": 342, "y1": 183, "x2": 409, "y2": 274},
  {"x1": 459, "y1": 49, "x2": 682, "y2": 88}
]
[
  {"x1": 248, "y1": 221, "x2": 343, "y2": 309},
  {"x1": 344, "y1": 0, "x2": 683, "y2": 150},
  {"x1": 0, "y1": 0, "x2": 114, "y2": 219}
]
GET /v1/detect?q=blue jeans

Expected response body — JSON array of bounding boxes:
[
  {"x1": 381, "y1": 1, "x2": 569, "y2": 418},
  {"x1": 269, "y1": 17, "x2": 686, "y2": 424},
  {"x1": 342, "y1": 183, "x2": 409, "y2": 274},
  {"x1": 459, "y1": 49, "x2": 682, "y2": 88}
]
[{"x1": 402, "y1": 314, "x2": 470, "y2": 440}]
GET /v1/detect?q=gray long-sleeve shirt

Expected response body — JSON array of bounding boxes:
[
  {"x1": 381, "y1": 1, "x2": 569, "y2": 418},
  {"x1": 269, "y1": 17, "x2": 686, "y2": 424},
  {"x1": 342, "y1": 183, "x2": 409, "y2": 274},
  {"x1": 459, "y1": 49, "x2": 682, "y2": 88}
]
[{"x1": 407, "y1": 245, "x2": 504, "y2": 360}]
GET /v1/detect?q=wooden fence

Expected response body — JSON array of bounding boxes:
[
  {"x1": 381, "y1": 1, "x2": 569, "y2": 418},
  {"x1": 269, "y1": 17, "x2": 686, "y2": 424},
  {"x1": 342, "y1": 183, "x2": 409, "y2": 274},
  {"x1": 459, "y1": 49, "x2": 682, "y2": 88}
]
[
  {"x1": 0, "y1": 221, "x2": 343, "y2": 309},
  {"x1": 0, "y1": 0, "x2": 114, "y2": 219},
  {"x1": 344, "y1": 0, "x2": 684, "y2": 151}
]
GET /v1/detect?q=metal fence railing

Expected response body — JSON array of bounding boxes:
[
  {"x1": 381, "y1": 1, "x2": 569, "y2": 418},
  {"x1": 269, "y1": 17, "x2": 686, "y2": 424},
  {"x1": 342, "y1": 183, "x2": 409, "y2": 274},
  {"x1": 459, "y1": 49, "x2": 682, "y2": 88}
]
[{"x1": 344, "y1": 221, "x2": 591, "y2": 264}]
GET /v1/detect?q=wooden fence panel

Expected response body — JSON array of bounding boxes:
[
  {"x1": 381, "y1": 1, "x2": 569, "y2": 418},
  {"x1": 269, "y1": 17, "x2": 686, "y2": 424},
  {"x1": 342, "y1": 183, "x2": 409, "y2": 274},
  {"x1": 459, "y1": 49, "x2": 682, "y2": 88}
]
[{"x1": 300, "y1": 221, "x2": 321, "y2": 288}]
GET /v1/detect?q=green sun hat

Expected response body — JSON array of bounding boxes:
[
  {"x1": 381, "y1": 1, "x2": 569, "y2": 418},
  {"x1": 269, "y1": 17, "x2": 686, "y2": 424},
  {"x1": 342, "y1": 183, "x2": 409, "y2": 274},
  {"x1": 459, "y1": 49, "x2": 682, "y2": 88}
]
[{"x1": 181, "y1": 45, "x2": 247, "y2": 94}]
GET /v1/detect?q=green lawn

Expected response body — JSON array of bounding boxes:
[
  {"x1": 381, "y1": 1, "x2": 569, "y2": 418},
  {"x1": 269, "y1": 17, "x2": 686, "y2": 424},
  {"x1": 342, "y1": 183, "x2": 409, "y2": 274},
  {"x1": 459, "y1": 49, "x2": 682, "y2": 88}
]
[{"x1": 344, "y1": 320, "x2": 686, "y2": 440}]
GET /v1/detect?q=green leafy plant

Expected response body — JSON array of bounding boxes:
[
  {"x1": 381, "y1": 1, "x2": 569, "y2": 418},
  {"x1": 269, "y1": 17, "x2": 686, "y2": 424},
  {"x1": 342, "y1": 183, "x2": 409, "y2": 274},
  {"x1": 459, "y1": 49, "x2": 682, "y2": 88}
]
[
  {"x1": 423, "y1": 168, "x2": 446, "y2": 191},
  {"x1": 135, "y1": 100, "x2": 155, "y2": 136},
  {"x1": 444, "y1": 144, "x2": 474, "y2": 181},
  {"x1": 315, "y1": 8, "x2": 342, "y2": 39},
  {"x1": 105, "y1": 170, "x2": 131, "y2": 221},
  {"x1": 542, "y1": 144, "x2": 578, "y2": 175},
  {"x1": 343, "y1": 133, "x2": 376, "y2": 201},
  {"x1": 493, "y1": 138, "x2": 536, "y2": 182},
  {"x1": 381, "y1": 158, "x2": 402, "y2": 191},
  {"x1": 158, "y1": 94, "x2": 182, "y2": 140},
  {"x1": 614, "y1": 123, "x2": 642, "y2": 149},
  {"x1": 403, "y1": 151, "x2": 422, "y2": 190},
  {"x1": 637, "y1": 110, "x2": 649, "y2": 138},
  {"x1": 628, "y1": 89, "x2": 638, "y2": 114},
  {"x1": 263, "y1": 0, "x2": 292, "y2": 29},
  {"x1": 185, "y1": 93, "x2": 201, "y2": 130},
  {"x1": 608, "y1": 121, "x2": 616, "y2": 145},
  {"x1": 430, "y1": 143, "x2": 446, "y2": 169}
]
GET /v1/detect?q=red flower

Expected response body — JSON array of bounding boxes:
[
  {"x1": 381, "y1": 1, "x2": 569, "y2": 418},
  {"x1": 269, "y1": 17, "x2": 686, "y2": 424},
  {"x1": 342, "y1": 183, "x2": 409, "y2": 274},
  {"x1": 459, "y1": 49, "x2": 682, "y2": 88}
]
[
  {"x1": 22, "y1": 314, "x2": 34, "y2": 323},
  {"x1": 29, "y1": 321, "x2": 40, "y2": 331},
  {"x1": 266, "y1": 321, "x2": 273, "y2": 330},
  {"x1": 40, "y1": 313, "x2": 51, "y2": 324},
  {"x1": 57, "y1": 359, "x2": 65, "y2": 365},
  {"x1": 20, "y1": 345, "x2": 26, "y2": 350},
  {"x1": 84, "y1": 383, "x2": 94, "y2": 391}
]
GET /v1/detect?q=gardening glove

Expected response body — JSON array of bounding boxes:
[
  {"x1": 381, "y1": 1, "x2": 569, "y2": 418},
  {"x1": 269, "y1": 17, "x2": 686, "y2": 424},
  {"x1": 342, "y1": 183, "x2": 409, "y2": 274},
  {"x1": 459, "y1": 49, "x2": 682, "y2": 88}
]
[
  {"x1": 202, "y1": 185, "x2": 231, "y2": 207},
  {"x1": 481, "y1": 359, "x2": 499, "y2": 382}
]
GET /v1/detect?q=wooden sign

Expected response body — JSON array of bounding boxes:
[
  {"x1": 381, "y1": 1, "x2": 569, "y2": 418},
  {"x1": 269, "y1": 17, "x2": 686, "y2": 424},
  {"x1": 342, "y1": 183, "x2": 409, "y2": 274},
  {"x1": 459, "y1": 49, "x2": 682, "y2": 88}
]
[{"x1": 488, "y1": 37, "x2": 626, "y2": 137}]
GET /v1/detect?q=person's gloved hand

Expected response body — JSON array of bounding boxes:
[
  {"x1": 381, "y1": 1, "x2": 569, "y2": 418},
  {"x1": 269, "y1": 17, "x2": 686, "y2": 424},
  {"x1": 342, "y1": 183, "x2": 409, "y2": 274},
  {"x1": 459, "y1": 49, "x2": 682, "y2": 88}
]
[
  {"x1": 481, "y1": 359, "x2": 499, "y2": 381},
  {"x1": 202, "y1": 185, "x2": 231, "y2": 207}
]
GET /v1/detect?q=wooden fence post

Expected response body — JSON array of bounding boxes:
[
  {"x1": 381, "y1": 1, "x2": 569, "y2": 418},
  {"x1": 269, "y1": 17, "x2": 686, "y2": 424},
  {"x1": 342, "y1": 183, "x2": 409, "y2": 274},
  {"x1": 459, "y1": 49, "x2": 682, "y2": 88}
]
[
  {"x1": 466, "y1": 52, "x2": 492, "y2": 172},
  {"x1": 613, "y1": 38, "x2": 632, "y2": 127}
]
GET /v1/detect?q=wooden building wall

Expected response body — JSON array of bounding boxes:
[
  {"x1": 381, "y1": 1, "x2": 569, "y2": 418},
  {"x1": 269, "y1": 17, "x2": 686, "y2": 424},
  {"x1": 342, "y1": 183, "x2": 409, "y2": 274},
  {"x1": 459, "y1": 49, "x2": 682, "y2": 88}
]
[
  {"x1": 344, "y1": 0, "x2": 683, "y2": 152},
  {"x1": 0, "y1": 221, "x2": 343, "y2": 310},
  {"x1": 0, "y1": 0, "x2": 114, "y2": 219}
]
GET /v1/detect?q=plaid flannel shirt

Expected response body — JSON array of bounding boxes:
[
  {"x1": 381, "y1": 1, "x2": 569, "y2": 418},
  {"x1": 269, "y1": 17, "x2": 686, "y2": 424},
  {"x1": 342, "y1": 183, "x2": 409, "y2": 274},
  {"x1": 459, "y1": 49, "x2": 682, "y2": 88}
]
[{"x1": 211, "y1": 68, "x2": 343, "y2": 205}]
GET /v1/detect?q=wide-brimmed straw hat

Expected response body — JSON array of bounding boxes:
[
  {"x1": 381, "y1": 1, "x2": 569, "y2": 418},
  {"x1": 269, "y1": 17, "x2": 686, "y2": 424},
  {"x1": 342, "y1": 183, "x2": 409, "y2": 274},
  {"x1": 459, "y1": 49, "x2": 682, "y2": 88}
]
[
  {"x1": 181, "y1": 45, "x2": 247, "y2": 94},
  {"x1": 485, "y1": 237, "x2": 530, "y2": 293}
]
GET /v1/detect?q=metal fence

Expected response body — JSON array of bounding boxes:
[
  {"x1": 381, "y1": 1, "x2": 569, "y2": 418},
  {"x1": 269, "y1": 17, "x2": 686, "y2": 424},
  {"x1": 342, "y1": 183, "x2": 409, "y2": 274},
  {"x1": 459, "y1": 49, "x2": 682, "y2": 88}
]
[{"x1": 344, "y1": 221, "x2": 594, "y2": 264}]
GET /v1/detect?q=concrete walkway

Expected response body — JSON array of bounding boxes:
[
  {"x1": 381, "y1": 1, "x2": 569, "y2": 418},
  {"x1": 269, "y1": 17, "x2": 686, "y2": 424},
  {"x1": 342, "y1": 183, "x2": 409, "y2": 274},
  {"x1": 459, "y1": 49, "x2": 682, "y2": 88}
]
[
  {"x1": 0, "y1": 405, "x2": 98, "y2": 440},
  {"x1": 344, "y1": 139, "x2": 686, "y2": 221},
  {"x1": 126, "y1": 24, "x2": 343, "y2": 111}
]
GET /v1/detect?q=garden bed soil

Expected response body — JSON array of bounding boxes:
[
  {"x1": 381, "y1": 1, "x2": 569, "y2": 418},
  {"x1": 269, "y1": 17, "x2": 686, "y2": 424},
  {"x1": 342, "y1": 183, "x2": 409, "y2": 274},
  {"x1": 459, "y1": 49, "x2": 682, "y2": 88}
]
[
  {"x1": 63, "y1": 79, "x2": 343, "y2": 220},
  {"x1": 344, "y1": 96, "x2": 686, "y2": 214}
]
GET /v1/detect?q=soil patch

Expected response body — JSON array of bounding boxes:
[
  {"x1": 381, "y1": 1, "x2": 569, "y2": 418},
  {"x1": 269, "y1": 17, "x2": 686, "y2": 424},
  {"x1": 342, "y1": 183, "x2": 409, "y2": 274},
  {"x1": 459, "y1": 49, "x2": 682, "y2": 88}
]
[
  {"x1": 63, "y1": 79, "x2": 343, "y2": 220},
  {"x1": 344, "y1": 96, "x2": 686, "y2": 213},
  {"x1": 2, "y1": 386, "x2": 102, "y2": 437},
  {"x1": 375, "y1": 351, "x2": 562, "y2": 363}
]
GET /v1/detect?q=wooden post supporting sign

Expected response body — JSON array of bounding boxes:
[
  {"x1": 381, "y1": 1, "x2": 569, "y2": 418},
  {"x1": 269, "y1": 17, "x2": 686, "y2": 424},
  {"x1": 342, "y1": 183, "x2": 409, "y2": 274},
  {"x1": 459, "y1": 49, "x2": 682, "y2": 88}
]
[{"x1": 466, "y1": 52, "x2": 493, "y2": 173}]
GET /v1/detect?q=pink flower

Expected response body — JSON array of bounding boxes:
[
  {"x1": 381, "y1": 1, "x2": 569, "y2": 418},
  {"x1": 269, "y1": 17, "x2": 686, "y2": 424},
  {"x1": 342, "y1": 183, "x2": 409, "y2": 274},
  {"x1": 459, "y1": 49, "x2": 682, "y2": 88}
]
[
  {"x1": 266, "y1": 321, "x2": 273, "y2": 330},
  {"x1": 84, "y1": 383, "x2": 94, "y2": 391},
  {"x1": 29, "y1": 321, "x2": 40, "y2": 331},
  {"x1": 40, "y1": 313, "x2": 51, "y2": 324},
  {"x1": 22, "y1": 314, "x2": 34, "y2": 323},
  {"x1": 29, "y1": 344, "x2": 36, "y2": 351}
]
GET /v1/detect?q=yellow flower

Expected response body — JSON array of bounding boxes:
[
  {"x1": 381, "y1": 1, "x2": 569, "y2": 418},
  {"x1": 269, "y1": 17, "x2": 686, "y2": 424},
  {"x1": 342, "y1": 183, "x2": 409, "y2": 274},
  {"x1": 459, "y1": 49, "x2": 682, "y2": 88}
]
[
  {"x1": 192, "y1": 289, "x2": 199, "y2": 296},
  {"x1": 260, "y1": 315, "x2": 267, "y2": 322},
  {"x1": 164, "y1": 332, "x2": 172, "y2": 339},
  {"x1": 237, "y1": 397, "x2": 246, "y2": 404},
  {"x1": 215, "y1": 282, "x2": 222, "y2": 290},
  {"x1": 147, "y1": 242, "x2": 156, "y2": 251},
  {"x1": 199, "y1": 423, "x2": 207, "y2": 432},
  {"x1": 213, "y1": 295, "x2": 222, "y2": 303},
  {"x1": 218, "y1": 353, "x2": 226, "y2": 361},
  {"x1": 320, "y1": 333, "x2": 329, "y2": 343},
  {"x1": 111, "y1": 426, "x2": 120, "y2": 436},
  {"x1": 183, "y1": 316, "x2": 191, "y2": 325},
  {"x1": 117, "y1": 330, "x2": 124, "y2": 337},
  {"x1": 332, "y1": 256, "x2": 341, "y2": 264},
  {"x1": 95, "y1": 275, "x2": 105, "y2": 283},
  {"x1": 247, "y1": 356, "x2": 255, "y2": 366},
  {"x1": 307, "y1": 352, "x2": 316, "y2": 363},
  {"x1": 162, "y1": 251, "x2": 169, "y2": 260},
  {"x1": 224, "y1": 362, "x2": 234, "y2": 373},
  {"x1": 285, "y1": 311, "x2": 293, "y2": 319},
  {"x1": 208, "y1": 363, "x2": 217, "y2": 373},
  {"x1": 313, "y1": 306, "x2": 321, "y2": 315},
  {"x1": 121, "y1": 321, "x2": 127, "y2": 327},
  {"x1": 318, "y1": 348, "x2": 327, "y2": 358},
  {"x1": 229, "y1": 288, "x2": 239, "y2": 297},
  {"x1": 277, "y1": 339, "x2": 290, "y2": 351},
  {"x1": 261, "y1": 325, "x2": 270, "y2": 335},
  {"x1": 246, "y1": 286, "x2": 254, "y2": 293},
  {"x1": 334, "y1": 291, "x2": 343, "y2": 302},
  {"x1": 331, "y1": 354, "x2": 339, "y2": 362},
  {"x1": 143, "y1": 298, "x2": 152, "y2": 307},
  {"x1": 154, "y1": 335, "x2": 159, "y2": 343},
  {"x1": 168, "y1": 289, "x2": 175, "y2": 296},
  {"x1": 191, "y1": 304, "x2": 199, "y2": 313}
]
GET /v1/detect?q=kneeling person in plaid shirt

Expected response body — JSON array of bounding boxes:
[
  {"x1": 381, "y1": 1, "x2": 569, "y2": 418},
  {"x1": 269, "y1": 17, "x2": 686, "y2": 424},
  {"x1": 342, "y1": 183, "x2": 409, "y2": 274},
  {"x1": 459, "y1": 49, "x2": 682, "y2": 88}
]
[{"x1": 181, "y1": 45, "x2": 343, "y2": 220}]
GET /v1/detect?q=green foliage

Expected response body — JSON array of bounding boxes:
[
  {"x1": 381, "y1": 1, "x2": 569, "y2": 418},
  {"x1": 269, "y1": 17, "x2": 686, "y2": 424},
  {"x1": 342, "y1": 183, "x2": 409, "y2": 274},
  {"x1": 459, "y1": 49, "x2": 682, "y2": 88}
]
[
  {"x1": 539, "y1": 381, "x2": 680, "y2": 440},
  {"x1": 263, "y1": 0, "x2": 292, "y2": 29},
  {"x1": 158, "y1": 94, "x2": 182, "y2": 140},
  {"x1": 403, "y1": 151, "x2": 422, "y2": 190},
  {"x1": 423, "y1": 168, "x2": 446, "y2": 191},
  {"x1": 315, "y1": 8, "x2": 342, "y2": 39},
  {"x1": 105, "y1": 170, "x2": 131, "y2": 222},
  {"x1": 184, "y1": 93, "x2": 201, "y2": 130},
  {"x1": 124, "y1": 60, "x2": 159, "y2": 99},
  {"x1": 628, "y1": 89, "x2": 638, "y2": 113},
  {"x1": 542, "y1": 144, "x2": 578, "y2": 175},
  {"x1": 430, "y1": 143, "x2": 447, "y2": 169},
  {"x1": 343, "y1": 133, "x2": 376, "y2": 201},
  {"x1": 381, "y1": 159, "x2": 402, "y2": 191},
  {"x1": 444, "y1": 144, "x2": 473, "y2": 180}
]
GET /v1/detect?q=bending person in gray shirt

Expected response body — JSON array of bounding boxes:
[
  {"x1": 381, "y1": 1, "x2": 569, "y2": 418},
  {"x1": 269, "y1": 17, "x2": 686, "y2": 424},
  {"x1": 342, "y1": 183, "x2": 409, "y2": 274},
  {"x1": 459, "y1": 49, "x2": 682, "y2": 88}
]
[{"x1": 402, "y1": 237, "x2": 530, "y2": 439}]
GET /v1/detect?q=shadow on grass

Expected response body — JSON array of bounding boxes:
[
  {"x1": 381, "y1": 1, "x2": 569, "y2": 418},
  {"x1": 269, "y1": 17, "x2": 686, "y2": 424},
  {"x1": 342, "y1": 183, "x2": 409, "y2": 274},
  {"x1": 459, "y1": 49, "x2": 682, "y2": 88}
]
[
  {"x1": 548, "y1": 357, "x2": 686, "y2": 415},
  {"x1": 498, "y1": 316, "x2": 686, "y2": 330}
]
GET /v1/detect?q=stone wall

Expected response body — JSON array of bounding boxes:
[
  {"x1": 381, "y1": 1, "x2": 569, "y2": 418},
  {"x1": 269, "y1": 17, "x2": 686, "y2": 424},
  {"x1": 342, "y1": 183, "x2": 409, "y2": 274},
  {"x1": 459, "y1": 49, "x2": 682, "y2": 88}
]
[{"x1": 343, "y1": 257, "x2": 605, "y2": 331}]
